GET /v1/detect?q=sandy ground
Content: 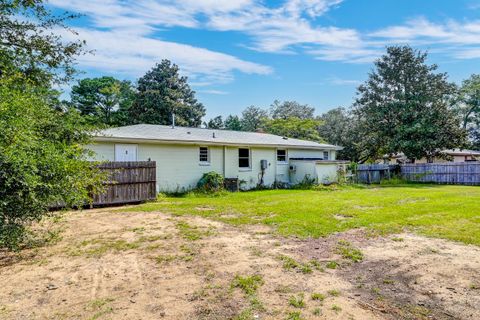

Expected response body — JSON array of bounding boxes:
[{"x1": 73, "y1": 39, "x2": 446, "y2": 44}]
[{"x1": 0, "y1": 208, "x2": 479, "y2": 320}]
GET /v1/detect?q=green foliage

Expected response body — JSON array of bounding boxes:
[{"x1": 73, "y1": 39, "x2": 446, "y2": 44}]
[
  {"x1": 270, "y1": 100, "x2": 315, "y2": 120},
  {"x1": 288, "y1": 293, "x2": 305, "y2": 308},
  {"x1": 336, "y1": 240, "x2": 363, "y2": 262},
  {"x1": 224, "y1": 115, "x2": 243, "y2": 131},
  {"x1": 456, "y1": 74, "x2": 480, "y2": 148},
  {"x1": 197, "y1": 171, "x2": 225, "y2": 192},
  {"x1": 128, "y1": 60, "x2": 206, "y2": 127},
  {"x1": 262, "y1": 117, "x2": 324, "y2": 142},
  {"x1": 241, "y1": 105, "x2": 269, "y2": 132},
  {"x1": 0, "y1": 74, "x2": 104, "y2": 250},
  {"x1": 231, "y1": 274, "x2": 264, "y2": 296},
  {"x1": 71, "y1": 77, "x2": 135, "y2": 126},
  {"x1": 354, "y1": 45, "x2": 466, "y2": 162},
  {"x1": 317, "y1": 107, "x2": 360, "y2": 161},
  {"x1": 0, "y1": 0, "x2": 86, "y2": 84},
  {"x1": 204, "y1": 115, "x2": 224, "y2": 129},
  {"x1": 285, "y1": 311, "x2": 304, "y2": 320},
  {"x1": 291, "y1": 175, "x2": 317, "y2": 189},
  {"x1": 311, "y1": 293, "x2": 326, "y2": 301}
]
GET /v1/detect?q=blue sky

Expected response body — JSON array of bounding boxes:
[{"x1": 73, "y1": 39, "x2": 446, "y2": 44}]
[{"x1": 49, "y1": 0, "x2": 480, "y2": 119}]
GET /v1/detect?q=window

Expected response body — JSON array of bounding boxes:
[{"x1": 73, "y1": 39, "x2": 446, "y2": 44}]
[
  {"x1": 323, "y1": 151, "x2": 329, "y2": 160},
  {"x1": 277, "y1": 149, "x2": 287, "y2": 162},
  {"x1": 238, "y1": 148, "x2": 250, "y2": 168},
  {"x1": 199, "y1": 147, "x2": 209, "y2": 163}
]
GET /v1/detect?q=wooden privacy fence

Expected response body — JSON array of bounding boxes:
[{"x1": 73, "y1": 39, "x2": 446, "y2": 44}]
[
  {"x1": 356, "y1": 164, "x2": 398, "y2": 184},
  {"x1": 401, "y1": 163, "x2": 480, "y2": 185},
  {"x1": 93, "y1": 161, "x2": 157, "y2": 206}
]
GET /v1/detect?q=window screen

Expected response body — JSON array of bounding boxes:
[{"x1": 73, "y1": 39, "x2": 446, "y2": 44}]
[
  {"x1": 277, "y1": 149, "x2": 287, "y2": 162},
  {"x1": 238, "y1": 148, "x2": 250, "y2": 168},
  {"x1": 323, "y1": 151, "x2": 329, "y2": 160},
  {"x1": 199, "y1": 147, "x2": 209, "y2": 162}
]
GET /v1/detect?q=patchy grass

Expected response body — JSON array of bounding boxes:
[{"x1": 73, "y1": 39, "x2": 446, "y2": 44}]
[
  {"x1": 278, "y1": 255, "x2": 320, "y2": 274},
  {"x1": 125, "y1": 185, "x2": 480, "y2": 245},
  {"x1": 85, "y1": 298, "x2": 114, "y2": 320},
  {"x1": 327, "y1": 289, "x2": 340, "y2": 297},
  {"x1": 69, "y1": 238, "x2": 141, "y2": 257},
  {"x1": 285, "y1": 311, "x2": 304, "y2": 320},
  {"x1": 175, "y1": 221, "x2": 215, "y2": 241},
  {"x1": 288, "y1": 293, "x2": 305, "y2": 308},
  {"x1": 231, "y1": 274, "x2": 264, "y2": 296},
  {"x1": 325, "y1": 261, "x2": 338, "y2": 269},
  {"x1": 311, "y1": 293, "x2": 326, "y2": 301},
  {"x1": 336, "y1": 240, "x2": 363, "y2": 262}
]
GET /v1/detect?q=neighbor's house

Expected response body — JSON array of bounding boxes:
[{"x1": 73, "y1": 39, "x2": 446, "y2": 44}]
[
  {"x1": 88, "y1": 124, "x2": 343, "y2": 192},
  {"x1": 382, "y1": 149, "x2": 480, "y2": 164}
]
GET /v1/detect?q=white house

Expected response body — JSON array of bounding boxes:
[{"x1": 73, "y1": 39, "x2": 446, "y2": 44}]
[{"x1": 88, "y1": 124, "x2": 343, "y2": 192}]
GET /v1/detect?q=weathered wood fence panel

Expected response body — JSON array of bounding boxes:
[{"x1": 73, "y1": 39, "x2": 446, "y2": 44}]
[
  {"x1": 93, "y1": 161, "x2": 157, "y2": 205},
  {"x1": 357, "y1": 164, "x2": 397, "y2": 184},
  {"x1": 401, "y1": 163, "x2": 480, "y2": 185}
]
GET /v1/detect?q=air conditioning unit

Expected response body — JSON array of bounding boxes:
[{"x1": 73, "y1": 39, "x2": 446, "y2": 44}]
[{"x1": 289, "y1": 164, "x2": 296, "y2": 172}]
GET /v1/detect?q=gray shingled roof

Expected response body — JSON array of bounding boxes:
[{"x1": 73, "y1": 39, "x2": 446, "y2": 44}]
[{"x1": 95, "y1": 124, "x2": 342, "y2": 150}]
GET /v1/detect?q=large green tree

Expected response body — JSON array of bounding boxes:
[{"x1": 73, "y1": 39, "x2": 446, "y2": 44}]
[
  {"x1": 318, "y1": 107, "x2": 362, "y2": 161},
  {"x1": 240, "y1": 106, "x2": 268, "y2": 132},
  {"x1": 224, "y1": 115, "x2": 243, "y2": 131},
  {"x1": 270, "y1": 100, "x2": 315, "y2": 119},
  {"x1": 0, "y1": 74, "x2": 104, "y2": 249},
  {"x1": 0, "y1": 0, "x2": 86, "y2": 84},
  {"x1": 354, "y1": 46, "x2": 466, "y2": 162},
  {"x1": 456, "y1": 74, "x2": 480, "y2": 148},
  {"x1": 128, "y1": 60, "x2": 206, "y2": 127},
  {"x1": 262, "y1": 117, "x2": 323, "y2": 142},
  {"x1": 204, "y1": 116, "x2": 224, "y2": 129},
  {"x1": 71, "y1": 77, "x2": 135, "y2": 126}
]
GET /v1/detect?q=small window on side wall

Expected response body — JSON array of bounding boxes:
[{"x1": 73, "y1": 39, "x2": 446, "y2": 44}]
[
  {"x1": 277, "y1": 149, "x2": 287, "y2": 162},
  {"x1": 323, "y1": 151, "x2": 329, "y2": 160},
  {"x1": 238, "y1": 148, "x2": 250, "y2": 168},
  {"x1": 199, "y1": 147, "x2": 209, "y2": 163}
]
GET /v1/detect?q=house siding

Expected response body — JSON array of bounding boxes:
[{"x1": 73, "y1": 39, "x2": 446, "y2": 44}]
[{"x1": 87, "y1": 142, "x2": 336, "y2": 192}]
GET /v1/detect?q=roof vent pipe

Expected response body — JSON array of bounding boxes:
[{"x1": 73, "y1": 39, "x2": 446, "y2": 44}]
[
  {"x1": 213, "y1": 132, "x2": 216, "y2": 138},
  {"x1": 171, "y1": 112, "x2": 175, "y2": 128}
]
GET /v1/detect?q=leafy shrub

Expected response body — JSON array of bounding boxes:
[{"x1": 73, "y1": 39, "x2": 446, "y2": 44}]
[
  {"x1": 0, "y1": 75, "x2": 104, "y2": 250},
  {"x1": 291, "y1": 175, "x2": 317, "y2": 189},
  {"x1": 196, "y1": 171, "x2": 224, "y2": 192}
]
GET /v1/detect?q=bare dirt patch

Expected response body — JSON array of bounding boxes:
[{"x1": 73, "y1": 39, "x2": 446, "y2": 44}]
[{"x1": 0, "y1": 209, "x2": 478, "y2": 320}]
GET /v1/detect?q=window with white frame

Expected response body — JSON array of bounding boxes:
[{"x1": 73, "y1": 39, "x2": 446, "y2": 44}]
[
  {"x1": 199, "y1": 147, "x2": 209, "y2": 163},
  {"x1": 277, "y1": 149, "x2": 287, "y2": 162},
  {"x1": 238, "y1": 148, "x2": 250, "y2": 168},
  {"x1": 323, "y1": 151, "x2": 329, "y2": 160}
]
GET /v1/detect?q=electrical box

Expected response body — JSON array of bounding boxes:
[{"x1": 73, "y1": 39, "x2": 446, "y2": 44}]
[
  {"x1": 289, "y1": 164, "x2": 296, "y2": 172},
  {"x1": 260, "y1": 159, "x2": 268, "y2": 170}
]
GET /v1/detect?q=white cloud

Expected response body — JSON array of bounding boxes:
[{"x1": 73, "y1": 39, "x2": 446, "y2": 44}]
[
  {"x1": 49, "y1": 0, "x2": 480, "y2": 78},
  {"x1": 59, "y1": 28, "x2": 271, "y2": 85},
  {"x1": 48, "y1": 0, "x2": 273, "y2": 85},
  {"x1": 369, "y1": 17, "x2": 480, "y2": 60}
]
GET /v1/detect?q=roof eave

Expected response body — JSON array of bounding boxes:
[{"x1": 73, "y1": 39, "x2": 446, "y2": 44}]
[{"x1": 93, "y1": 136, "x2": 343, "y2": 150}]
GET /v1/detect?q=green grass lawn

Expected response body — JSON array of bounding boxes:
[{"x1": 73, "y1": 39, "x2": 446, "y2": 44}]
[{"x1": 125, "y1": 184, "x2": 480, "y2": 245}]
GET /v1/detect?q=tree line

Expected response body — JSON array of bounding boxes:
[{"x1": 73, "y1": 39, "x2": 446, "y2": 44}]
[{"x1": 68, "y1": 49, "x2": 480, "y2": 164}]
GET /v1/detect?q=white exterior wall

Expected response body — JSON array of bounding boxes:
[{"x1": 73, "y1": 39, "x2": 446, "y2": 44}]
[
  {"x1": 138, "y1": 144, "x2": 224, "y2": 192},
  {"x1": 315, "y1": 163, "x2": 339, "y2": 184},
  {"x1": 224, "y1": 147, "x2": 277, "y2": 189},
  {"x1": 87, "y1": 141, "x2": 338, "y2": 191}
]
